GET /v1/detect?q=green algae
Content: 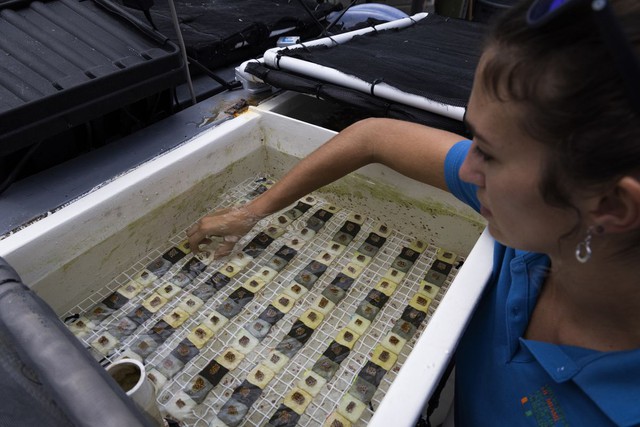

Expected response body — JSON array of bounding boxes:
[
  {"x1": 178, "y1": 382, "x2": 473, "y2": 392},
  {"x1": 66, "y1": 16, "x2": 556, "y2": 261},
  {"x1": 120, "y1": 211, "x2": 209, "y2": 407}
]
[{"x1": 317, "y1": 173, "x2": 486, "y2": 232}]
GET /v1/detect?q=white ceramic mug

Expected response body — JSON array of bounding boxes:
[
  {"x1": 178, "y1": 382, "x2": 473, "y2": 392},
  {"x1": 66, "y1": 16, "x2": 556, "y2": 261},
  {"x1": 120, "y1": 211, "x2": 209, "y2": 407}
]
[{"x1": 106, "y1": 358, "x2": 165, "y2": 426}]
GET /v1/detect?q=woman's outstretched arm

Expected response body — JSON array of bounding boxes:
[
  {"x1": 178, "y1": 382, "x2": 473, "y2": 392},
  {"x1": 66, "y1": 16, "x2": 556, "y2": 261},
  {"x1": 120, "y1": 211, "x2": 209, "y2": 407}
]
[{"x1": 187, "y1": 117, "x2": 464, "y2": 253}]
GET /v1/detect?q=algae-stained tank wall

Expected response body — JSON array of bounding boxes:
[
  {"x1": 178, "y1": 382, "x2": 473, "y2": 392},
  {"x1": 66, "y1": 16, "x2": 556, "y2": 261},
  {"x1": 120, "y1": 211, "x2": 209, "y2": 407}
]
[{"x1": 0, "y1": 111, "x2": 267, "y2": 314}]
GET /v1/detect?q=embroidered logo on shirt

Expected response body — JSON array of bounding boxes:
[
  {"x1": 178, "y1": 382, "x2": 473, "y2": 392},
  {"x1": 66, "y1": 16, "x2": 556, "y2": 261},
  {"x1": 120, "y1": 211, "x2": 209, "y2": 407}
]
[{"x1": 520, "y1": 385, "x2": 569, "y2": 426}]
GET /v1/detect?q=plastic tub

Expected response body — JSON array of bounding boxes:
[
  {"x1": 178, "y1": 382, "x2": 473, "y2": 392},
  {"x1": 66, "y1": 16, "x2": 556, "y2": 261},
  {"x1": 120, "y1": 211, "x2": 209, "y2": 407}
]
[{"x1": 0, "y1": 91, "x2": 492, "y2": 427}]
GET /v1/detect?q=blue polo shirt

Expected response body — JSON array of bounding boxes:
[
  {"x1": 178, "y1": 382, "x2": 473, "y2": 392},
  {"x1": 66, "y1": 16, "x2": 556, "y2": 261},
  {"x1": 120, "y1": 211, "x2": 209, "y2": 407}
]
[{"x1": 444, "y1": 140, "x2": 640, "y2": 426}]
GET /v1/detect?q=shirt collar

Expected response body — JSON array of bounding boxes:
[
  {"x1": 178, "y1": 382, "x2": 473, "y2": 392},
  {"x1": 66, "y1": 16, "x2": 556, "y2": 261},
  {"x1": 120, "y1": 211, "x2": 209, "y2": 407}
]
[{"x1": 502, "y1": 248, "x2": 548, "y2": 359}]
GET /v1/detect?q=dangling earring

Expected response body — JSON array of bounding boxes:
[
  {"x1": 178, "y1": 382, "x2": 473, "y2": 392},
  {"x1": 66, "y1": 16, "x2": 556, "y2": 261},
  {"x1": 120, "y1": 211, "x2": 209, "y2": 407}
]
[{"x1": 575, "y1": 226, "x2": 603, "y2": 263}]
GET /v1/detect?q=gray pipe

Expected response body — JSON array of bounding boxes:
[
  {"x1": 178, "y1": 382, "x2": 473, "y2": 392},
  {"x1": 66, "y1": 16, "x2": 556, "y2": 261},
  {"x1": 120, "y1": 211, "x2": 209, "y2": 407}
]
[{"x1": 0, "y1": 257, "x2": 156, "y2": 427}]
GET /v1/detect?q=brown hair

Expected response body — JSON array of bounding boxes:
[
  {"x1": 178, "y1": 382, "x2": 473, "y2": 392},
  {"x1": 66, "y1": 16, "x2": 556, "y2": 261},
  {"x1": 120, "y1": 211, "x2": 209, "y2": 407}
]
[{"x1": 480, "y1": 0, "x2": 640, "y2": 240}]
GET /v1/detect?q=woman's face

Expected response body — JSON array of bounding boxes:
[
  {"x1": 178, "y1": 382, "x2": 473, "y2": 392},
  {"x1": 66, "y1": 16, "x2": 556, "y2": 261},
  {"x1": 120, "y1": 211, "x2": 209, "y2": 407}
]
[{"x1": 459, "y1": 61, "x2": 583, "y2": 255}]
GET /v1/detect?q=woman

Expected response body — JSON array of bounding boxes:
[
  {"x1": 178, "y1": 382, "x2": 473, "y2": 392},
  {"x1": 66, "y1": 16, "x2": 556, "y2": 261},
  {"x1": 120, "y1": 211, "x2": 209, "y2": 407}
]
[{"x1": 187, "y1": 0, "x2": 640, "y2": 424}]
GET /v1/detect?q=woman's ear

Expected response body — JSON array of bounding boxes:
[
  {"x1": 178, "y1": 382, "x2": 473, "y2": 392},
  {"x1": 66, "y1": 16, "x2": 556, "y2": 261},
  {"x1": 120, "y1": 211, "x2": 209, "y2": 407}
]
[{"x1": 591, "y1": 177, "x2": 640, "y2": 233}]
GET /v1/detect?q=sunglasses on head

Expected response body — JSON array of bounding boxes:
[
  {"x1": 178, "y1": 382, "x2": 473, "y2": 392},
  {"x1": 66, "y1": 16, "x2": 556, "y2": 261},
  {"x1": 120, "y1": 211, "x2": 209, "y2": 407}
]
[{"x1": 527, "y1": 0, "x2": 640, "y2": 113}]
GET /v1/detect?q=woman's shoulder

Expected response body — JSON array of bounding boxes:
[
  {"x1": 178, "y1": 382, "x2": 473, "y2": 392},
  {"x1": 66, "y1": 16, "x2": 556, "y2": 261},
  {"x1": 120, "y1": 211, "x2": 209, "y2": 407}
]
[{"x1": 444, "y1": 140, "x2": 480, "y2": 212}]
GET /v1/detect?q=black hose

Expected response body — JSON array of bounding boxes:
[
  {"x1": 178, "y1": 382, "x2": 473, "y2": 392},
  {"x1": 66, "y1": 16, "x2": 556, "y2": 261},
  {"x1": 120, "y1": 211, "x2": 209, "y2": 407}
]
[
  {"x1": 187, "y1": 56, "x2": 243, "y2": 91},
  {"x1": 0, "y1": 141, "x2": 43, "y2": 196}
]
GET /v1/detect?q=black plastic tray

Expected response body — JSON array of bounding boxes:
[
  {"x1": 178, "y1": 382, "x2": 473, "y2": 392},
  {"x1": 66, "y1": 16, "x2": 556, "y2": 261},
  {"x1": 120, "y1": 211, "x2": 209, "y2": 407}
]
[
  {"x1": 103, "y1": 0, "x2": 339, "y2": 71},
  {"x1": 0, "y1": 0, "x2": 184, "y2": 155}
]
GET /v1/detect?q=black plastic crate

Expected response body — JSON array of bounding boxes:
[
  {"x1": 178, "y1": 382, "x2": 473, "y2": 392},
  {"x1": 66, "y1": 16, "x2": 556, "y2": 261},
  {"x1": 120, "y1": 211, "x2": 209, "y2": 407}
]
[{"x1": 0, "y1": 0, "x2": 184, "y2": 156}]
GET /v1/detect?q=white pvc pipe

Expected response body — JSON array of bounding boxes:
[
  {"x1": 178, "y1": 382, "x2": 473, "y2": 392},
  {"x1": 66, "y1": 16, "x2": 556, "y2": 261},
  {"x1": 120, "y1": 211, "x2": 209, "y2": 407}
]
[
  {"x1": 235, "y1": 13, "x2": 429, "y2": 90},
  {"x1": 236, "y1": 12, "x2": 466, "y2": 121},
  {"x1": 266, "y1": 52, "x2": 465, "y2": 120},
  {"x1": 270, "y1": 12, "x2": 430, "y2": 51},
  {"x1": 235, "y1": 58, "x2": 266, "y2": 85}
]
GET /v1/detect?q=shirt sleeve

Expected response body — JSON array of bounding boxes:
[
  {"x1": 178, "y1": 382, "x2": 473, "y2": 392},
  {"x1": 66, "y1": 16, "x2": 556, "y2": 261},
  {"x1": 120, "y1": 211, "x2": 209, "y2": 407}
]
[{"x1": 444, "y1": 139, "x2": 480, "y2": 213}]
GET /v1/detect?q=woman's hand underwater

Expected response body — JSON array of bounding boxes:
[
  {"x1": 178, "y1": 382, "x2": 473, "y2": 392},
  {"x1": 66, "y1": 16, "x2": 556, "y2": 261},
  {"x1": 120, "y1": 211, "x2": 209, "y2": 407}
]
[{"x1": 186, "y1": 205, "x2": 263, "y2": 258}]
